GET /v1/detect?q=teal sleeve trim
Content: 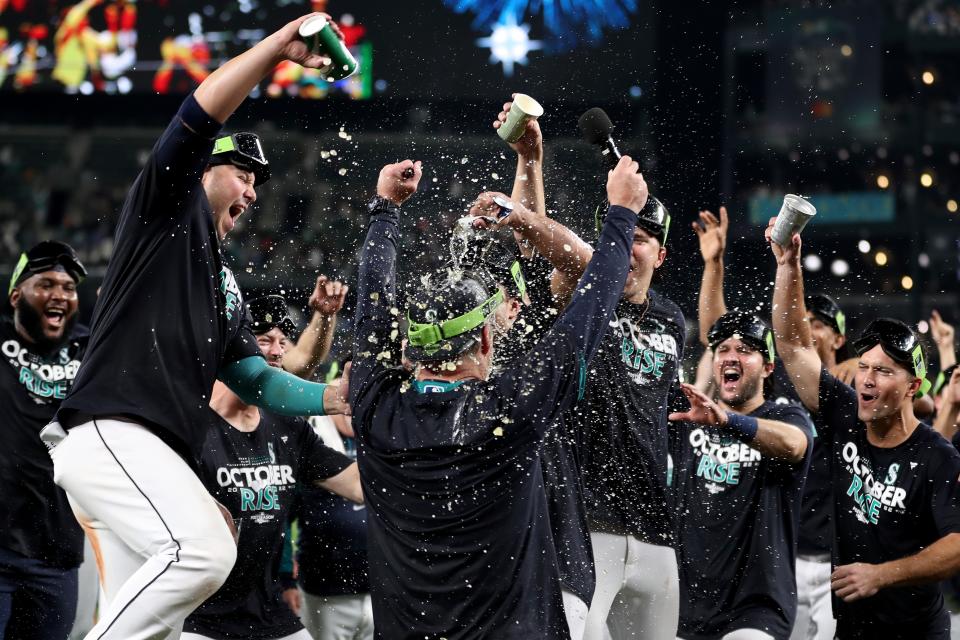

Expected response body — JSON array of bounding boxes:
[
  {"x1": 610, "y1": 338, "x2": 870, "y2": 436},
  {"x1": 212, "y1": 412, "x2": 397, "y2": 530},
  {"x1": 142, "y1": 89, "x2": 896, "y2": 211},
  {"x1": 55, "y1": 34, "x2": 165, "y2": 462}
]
[{"x1": 219, "y1": 356, "x2": 327, "y2": 416}]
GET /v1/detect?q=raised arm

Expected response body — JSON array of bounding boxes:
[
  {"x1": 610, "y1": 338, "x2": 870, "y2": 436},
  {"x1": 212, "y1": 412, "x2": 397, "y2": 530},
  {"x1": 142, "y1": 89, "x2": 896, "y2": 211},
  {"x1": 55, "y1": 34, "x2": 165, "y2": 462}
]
[
  {"x1": 193, "y1": 13, "x2": 342, "y2": 124},
  {"x1": 931, "y1": 310, "x2": 957, "y2": 371},
  {"x1": 468, "y1": 193, "x2": 593, "y2": 305},
  {"x1": 349, "y1": 161, "x2": 421, "y2": 405},
  {"x1": 669, "y1": 383, "x2": 809, "y2": 462},
  {"x1": 283, "y1": 275, "x2": 347, "y2": 379},
  {"x1": 767, "y1": 219, "x2": 823, "y2": 412},
  {"x1": 495, "y1": 156, "x2": 644, "y2": 431},
  {"x1": 695, "y1": 207, "x2": 729, "y2": 346},
  {"x1": 934, "y1": 367, "x2": 960, "y2": 441},
  {"x1": 493, "y1": 95, "x2": 546, "y2": 256}
]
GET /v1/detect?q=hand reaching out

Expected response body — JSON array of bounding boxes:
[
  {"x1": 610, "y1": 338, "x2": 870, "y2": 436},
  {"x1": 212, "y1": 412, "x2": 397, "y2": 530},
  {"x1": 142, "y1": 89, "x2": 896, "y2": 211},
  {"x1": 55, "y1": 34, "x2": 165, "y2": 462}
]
[
  {"x1": 668, "y1": 383, "x2": 728, "y2": 427},
  {"x1": 275, "y1": 13, "x2": 346, "y2": 70}
]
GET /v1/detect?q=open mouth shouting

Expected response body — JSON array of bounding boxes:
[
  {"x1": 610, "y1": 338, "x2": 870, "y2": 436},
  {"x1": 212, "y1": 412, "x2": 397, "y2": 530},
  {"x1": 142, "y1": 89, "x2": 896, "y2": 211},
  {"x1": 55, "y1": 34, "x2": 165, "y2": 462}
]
[
  {"x1": 43, "y1": 306, "x2": 68, "y2": 331},
  {"x1": 721, "y1": 365, "x2": 742, "y2": 392}
]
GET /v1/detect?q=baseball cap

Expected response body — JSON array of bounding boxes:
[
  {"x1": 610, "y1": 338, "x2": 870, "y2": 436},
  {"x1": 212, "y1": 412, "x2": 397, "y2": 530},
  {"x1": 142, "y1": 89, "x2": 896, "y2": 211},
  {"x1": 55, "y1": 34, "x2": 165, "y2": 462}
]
[
  {"x1": 708, "y1": 311, "x2": 776, "y2": 363},
  {"x1": 209, "y1": 132, "x2": 271, "y2": 186},
  {"x1": 851, "y1": 317, "x2": 931, "y2": 396},
  {"x1": 9, "y1": 240, "x2": 87, "y2": 295},
  {"x1": 806, "y1": 293, "x2": 846, "y2": 336},
  {"x1": 406, "y1": 268, "x2": 503, "y2": 364},
  {"x1": 247, "y1": 295, "x2": 297, "y2": 337}
]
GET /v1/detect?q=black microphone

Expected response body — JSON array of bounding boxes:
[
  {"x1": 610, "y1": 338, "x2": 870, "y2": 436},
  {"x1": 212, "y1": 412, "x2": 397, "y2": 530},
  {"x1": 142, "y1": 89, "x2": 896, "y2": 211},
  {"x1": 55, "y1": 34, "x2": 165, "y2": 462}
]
[{"x1": 578, "y1": 107, "x2": 622, "y2": 167}]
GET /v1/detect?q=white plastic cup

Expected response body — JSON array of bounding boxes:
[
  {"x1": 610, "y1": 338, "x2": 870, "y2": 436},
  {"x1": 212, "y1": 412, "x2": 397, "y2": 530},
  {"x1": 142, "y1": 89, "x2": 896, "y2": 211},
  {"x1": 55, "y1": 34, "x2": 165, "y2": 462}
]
[
  {"x1": 771, "y1": 194, "x2": 816, "y2": 246},
  {"x1": 497, "y1": 94, "x2": 544, "y2": 144}
]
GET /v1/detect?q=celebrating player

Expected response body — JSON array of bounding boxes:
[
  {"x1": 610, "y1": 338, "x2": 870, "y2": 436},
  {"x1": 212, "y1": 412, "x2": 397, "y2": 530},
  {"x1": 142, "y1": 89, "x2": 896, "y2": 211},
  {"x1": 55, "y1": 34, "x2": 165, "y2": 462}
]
[
  {"x1": 671, "y1": 311, "x2": 813, "y2": 640},
  {"x1": 45, "y1": 14, "x2": 352, "y2": 639},
  {"x1": 182, "y1": 294, "x2": 361, "y2": 640},
  {"x1": 1, "y1": 241, "x2": 87, "y2": 639},
  {"x1": 349, "y1": 156, "x2": 646, "y2": 638},
  {"x1": 769, "y1": 223, "x2": 960, "y2": 639}
]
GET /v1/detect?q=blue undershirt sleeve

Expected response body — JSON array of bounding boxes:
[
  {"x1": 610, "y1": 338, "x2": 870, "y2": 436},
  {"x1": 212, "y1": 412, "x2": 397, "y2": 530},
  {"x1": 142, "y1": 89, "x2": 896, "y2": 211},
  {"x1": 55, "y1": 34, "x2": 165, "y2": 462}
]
[{"x1": 218, "y1": 356, "x2": 328, "y2": 416}]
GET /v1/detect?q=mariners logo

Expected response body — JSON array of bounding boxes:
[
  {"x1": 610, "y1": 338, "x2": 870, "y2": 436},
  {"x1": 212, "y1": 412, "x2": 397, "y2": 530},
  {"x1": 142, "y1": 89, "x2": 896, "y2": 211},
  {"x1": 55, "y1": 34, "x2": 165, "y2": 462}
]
[{"x1": 842, "y1": 442, "x2": 907, "y2": 525}]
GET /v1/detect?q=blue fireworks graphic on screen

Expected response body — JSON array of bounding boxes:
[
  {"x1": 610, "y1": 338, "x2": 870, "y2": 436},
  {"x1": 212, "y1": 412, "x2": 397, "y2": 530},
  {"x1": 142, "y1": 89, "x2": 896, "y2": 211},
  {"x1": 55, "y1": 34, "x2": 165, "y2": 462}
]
[{"x1": 443, "y1": 0, "x2": 638, "y2": 51}]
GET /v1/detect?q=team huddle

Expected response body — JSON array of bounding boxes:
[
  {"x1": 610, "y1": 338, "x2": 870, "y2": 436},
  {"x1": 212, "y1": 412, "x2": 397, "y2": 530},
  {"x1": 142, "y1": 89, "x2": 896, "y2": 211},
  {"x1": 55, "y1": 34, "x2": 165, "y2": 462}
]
[{"x1": 4, "y1": 12, "x2": 960, "y2": 640}]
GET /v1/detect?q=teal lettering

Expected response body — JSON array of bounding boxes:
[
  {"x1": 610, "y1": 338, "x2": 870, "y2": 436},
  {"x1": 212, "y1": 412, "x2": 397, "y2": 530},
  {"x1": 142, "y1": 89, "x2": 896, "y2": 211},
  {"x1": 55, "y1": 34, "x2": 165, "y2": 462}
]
[
  {"x1": 239, "y1": 488, "x2": 256, "y2": 511},
  {"x1": 696, "y1": 456, "x2": 740, "y2": 485}
]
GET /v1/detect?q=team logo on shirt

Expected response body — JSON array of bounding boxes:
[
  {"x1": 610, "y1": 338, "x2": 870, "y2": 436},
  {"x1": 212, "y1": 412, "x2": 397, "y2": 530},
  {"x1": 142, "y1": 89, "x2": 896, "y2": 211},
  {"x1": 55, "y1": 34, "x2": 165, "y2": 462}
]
[
  {"x1": 841, "y1": 441, "x2": 907, "y2": 525},
  {"x1": 615, "y1": 314, "x2": 679, "y2": 384},
  {"x1": 2, "y1": 338, "x2": 81, "y2": 403},
  {"x1": 689, "y1": 427, "x2": 762, "y2": 490},
  {"x1": 219, "y1": 266, "x2": 243, "y2": 321}
]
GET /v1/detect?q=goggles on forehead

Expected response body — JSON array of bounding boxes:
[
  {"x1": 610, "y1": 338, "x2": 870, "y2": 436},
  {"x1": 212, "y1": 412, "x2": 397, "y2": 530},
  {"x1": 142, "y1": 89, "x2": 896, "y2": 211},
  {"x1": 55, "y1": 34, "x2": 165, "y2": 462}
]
[
  {"x1": 407, "y1": 268, "x2": 504, "y2": 348},
  {"x1": 852, "y1": 318, "x2": 931, "y2": 397},
  {"x1": 9, "y1": 241, "x2": 87, "y2": 295},
  {"x1": 595, "y1": 194, "x2": 671, "y2": 245},
  {"x1": 210, "y1": 132, "x2": 271, "y2": 186},
  {"x1": 708, "y1": 311, "x2": 776, "y2": 363}
]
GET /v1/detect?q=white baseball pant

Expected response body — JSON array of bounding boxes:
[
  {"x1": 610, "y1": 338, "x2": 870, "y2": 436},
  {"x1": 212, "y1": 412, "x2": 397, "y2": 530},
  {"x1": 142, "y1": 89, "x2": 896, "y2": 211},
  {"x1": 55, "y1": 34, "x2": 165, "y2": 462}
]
[
  {"x1": 584, "y1": 531, "x2": 679, "y2": 640},
  {"x1": 49, "y1": 419, "x2": 237, "y2": 640},
  {"x1": 300, "y1": 591, "x2": 374, "y2": 640},
  {"x1": 790, "y1": 555, "x2": 836, "y2": 640}
]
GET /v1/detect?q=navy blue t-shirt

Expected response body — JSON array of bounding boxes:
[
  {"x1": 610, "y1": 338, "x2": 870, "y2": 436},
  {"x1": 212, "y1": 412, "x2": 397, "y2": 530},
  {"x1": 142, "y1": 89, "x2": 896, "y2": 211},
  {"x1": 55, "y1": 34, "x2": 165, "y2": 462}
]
[
  {"x1": 58, "y1": 94, "x2": 262, "y2": 461},
  {"x1": 818, "y1": 369, "x2": 960, "y2": 639},
  {"x1": 675, "y1": 401, "x2": 813, "y2": 640},
  {"x1": 349, "y1": 204, "x2": 637, "y2": 639},
  {"x1": 0, "y1": 318, "x2": 85, "y2": 568},
  {"x1": 185, "y1": 409, "x2": 351, "y2": 640},
  {"x1": 577, "y1": 290, "x2": 686, "y2": 545}
]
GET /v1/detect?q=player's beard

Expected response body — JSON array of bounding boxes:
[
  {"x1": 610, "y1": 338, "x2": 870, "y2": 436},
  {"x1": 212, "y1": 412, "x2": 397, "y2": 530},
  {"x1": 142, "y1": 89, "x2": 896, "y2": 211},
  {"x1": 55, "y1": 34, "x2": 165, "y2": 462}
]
[
  {"x1": 16, "y1": 296, "x2": 77, "y2": 355},
  {"x1": 722, "y1": 373, "x2": 762, "y2": 411}
]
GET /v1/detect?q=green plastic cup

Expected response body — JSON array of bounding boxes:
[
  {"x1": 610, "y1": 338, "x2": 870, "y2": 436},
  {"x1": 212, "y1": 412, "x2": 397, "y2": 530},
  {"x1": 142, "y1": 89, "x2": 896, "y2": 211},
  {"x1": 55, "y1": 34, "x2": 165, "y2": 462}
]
[
  {"x1": 497, "y1": 94, "x2": 544, "y2": 144},
  {"x1": 298, "y1": 15, "x2": 358, "y2": 82}
]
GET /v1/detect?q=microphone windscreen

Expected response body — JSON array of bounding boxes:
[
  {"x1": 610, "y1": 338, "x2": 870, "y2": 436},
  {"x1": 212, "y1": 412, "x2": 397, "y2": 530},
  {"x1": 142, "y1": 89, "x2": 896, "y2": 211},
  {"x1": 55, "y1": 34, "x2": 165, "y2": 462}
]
[{"x1": 578, "y1": 108, "x2": 615, "y2": 145}]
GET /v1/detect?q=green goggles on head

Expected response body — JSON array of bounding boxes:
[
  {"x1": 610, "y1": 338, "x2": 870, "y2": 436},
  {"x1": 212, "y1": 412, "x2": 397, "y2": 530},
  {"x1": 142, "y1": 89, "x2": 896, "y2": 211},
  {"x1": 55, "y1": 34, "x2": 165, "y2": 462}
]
[
  {"x1": 407, "y1": 287, "x2": 505, "y2": 348},
  {"x1": 210, "y1": 132, "x2": 270, "y2": 186}
]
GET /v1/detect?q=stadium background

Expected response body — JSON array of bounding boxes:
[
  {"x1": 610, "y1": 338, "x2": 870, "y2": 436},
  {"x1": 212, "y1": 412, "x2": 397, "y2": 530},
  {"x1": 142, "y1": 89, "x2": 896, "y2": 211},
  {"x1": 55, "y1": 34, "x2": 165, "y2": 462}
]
[{"x1": 1, "y1": 0, "x2": 958, "y2": 370}]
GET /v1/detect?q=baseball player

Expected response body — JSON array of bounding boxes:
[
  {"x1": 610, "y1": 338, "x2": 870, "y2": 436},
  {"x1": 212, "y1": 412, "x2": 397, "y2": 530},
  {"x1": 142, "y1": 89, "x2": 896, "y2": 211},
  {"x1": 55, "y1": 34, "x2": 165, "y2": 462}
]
[
  {"x1": 43, "y1": 14, "x2": 351, "y2": 639},
  {"x1": 182, "y1": 295, "x2": 361, "y2": 640},
  {"x1": 1, "y1": 241, "x2": 87, "y2": 639},
  {"x1": 350, "y1": 156, "x2": 646, "y2": 638}
]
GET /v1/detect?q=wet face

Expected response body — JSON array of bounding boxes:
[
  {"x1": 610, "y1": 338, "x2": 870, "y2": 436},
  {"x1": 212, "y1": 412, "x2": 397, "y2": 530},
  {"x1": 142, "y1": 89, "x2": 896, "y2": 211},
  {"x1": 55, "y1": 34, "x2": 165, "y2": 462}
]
[
  {"x1": 255, "y1": 327, "x2": 288, "y2": 368},
  {"x1": 202, "y1": 164, "x2": 257, "y2": 240},
  {"x1": 10, "y1": 270, "x2": 79, "y2": 350},
  {"x1": 491, "y1": 286, "x2": 521, "y2": 337},
  {"x1": 807, "y1": 313, "x2": 845, "y2": 362},
  {"x1": 622, "y1": 227, "x2": 666, "y2": 300},
  {"x1": 712, "y1": 337, "x2": 772, "y2": 409},
  {"x1": 855, "y1": 344, "x2": 919, "y2": 423}
]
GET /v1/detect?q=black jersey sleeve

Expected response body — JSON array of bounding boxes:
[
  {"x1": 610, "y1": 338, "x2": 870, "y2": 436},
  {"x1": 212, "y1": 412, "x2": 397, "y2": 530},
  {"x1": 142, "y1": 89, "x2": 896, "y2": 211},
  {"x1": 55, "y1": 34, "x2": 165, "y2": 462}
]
[
  {"x1": 350, "y1": 206, "x2": 401, "y2": 406},
  {"x1": 295, "y1": 418, "x2": 353, "y2": 482},
  {"x1": 120, "y1": 94, "x2": 222, "y2": 229},
  {"x1": 494, "y1": 204, "x2": 637, "y2": 439}
]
